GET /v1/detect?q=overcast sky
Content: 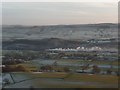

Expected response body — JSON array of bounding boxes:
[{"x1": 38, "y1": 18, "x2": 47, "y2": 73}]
[{"x1": 2, "y1": 2, "x2": 118, "y2": 25}]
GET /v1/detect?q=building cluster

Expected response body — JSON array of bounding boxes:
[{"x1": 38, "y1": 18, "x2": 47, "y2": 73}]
[{"x1": 47, "y1": 46, "x2": 102, "y2": 52}]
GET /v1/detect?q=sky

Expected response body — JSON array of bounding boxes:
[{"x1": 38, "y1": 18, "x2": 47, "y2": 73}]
[{"x1": 2, "y1": 2, "x2": 118, "y2": 26}]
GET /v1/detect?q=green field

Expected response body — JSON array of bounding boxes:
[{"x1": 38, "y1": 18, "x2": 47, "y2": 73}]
[{"x1": 4, "y1": 72, "x2": 118, "y2": 88}]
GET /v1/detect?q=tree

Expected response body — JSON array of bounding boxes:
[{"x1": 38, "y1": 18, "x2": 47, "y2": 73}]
[
  {"x1": 63, "y1": 67, "x2": 70, "y2": 72},
  {"x1": 40, "y1": 65, "x2": 53, "y2": 72},
  {"x1": 16, "y1": 65, "x2": 27, "y2": 72},
  {"x1": 106, "y1": 69, "x2": 112, "y2": 74},
  {"x1": 53, "y1": 61, "x2": 58, "y2": 66},
  {"x1": 92, "y1": 65, "x2": 101, "y2": 74},
  {"x1": 40, "y1": 66, "x2": 46, "y2": 71}
]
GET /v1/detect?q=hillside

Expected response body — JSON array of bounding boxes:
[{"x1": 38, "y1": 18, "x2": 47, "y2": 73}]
[
  {"x1": 2, "y1": 38, "x2": 118, "y2": 51},
  {"x1": 2, "y1": 23, "x2": 118, "y2": 41}
]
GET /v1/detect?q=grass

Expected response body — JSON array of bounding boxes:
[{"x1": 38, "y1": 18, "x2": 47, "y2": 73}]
[
  {"x1": 58, "y1": 59, "x2": 118, "y2": 66},
  {"x1": 27, "y1": 72, "x2": 119, "y2": 84},
  {"x1": 30, "y1": 72, "x2": 68, "y2": 78},
  {"x1": 20, "y1": 72, "x2": 119, "y2": 88},
  {"x1": 4, "y1": 72, "x2": 119, "y2": 88},
  {"x1": 34, "y1": 82, "x2": 96, "y2": 88},
  {"x1": 64, "y1": 73, "x2": 118, "y2": 84}
]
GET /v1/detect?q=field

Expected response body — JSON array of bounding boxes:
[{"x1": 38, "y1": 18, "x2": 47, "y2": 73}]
[
  {"x1": 3, "y1": 72, "x2": 119, "y2": 88},
  {"x1": 2, "y1": 58, "x2": 119, "y2": 88}
]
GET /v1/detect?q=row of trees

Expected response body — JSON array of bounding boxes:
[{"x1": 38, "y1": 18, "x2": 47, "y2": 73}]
[
  {"x1": 40, "y1": 65, "x2": 70, "y2": 72},
  {"x1": 39, "y1": 63, "x2": 119, "y2": 76}
]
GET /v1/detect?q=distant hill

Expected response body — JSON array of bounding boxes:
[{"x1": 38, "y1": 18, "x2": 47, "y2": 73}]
[
  {"x1": 2, "y1": 23, "x2": 118, "y2": 50},
  {"x1": 2, "y1": 23, "x2": 118, "y2": 41}
]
